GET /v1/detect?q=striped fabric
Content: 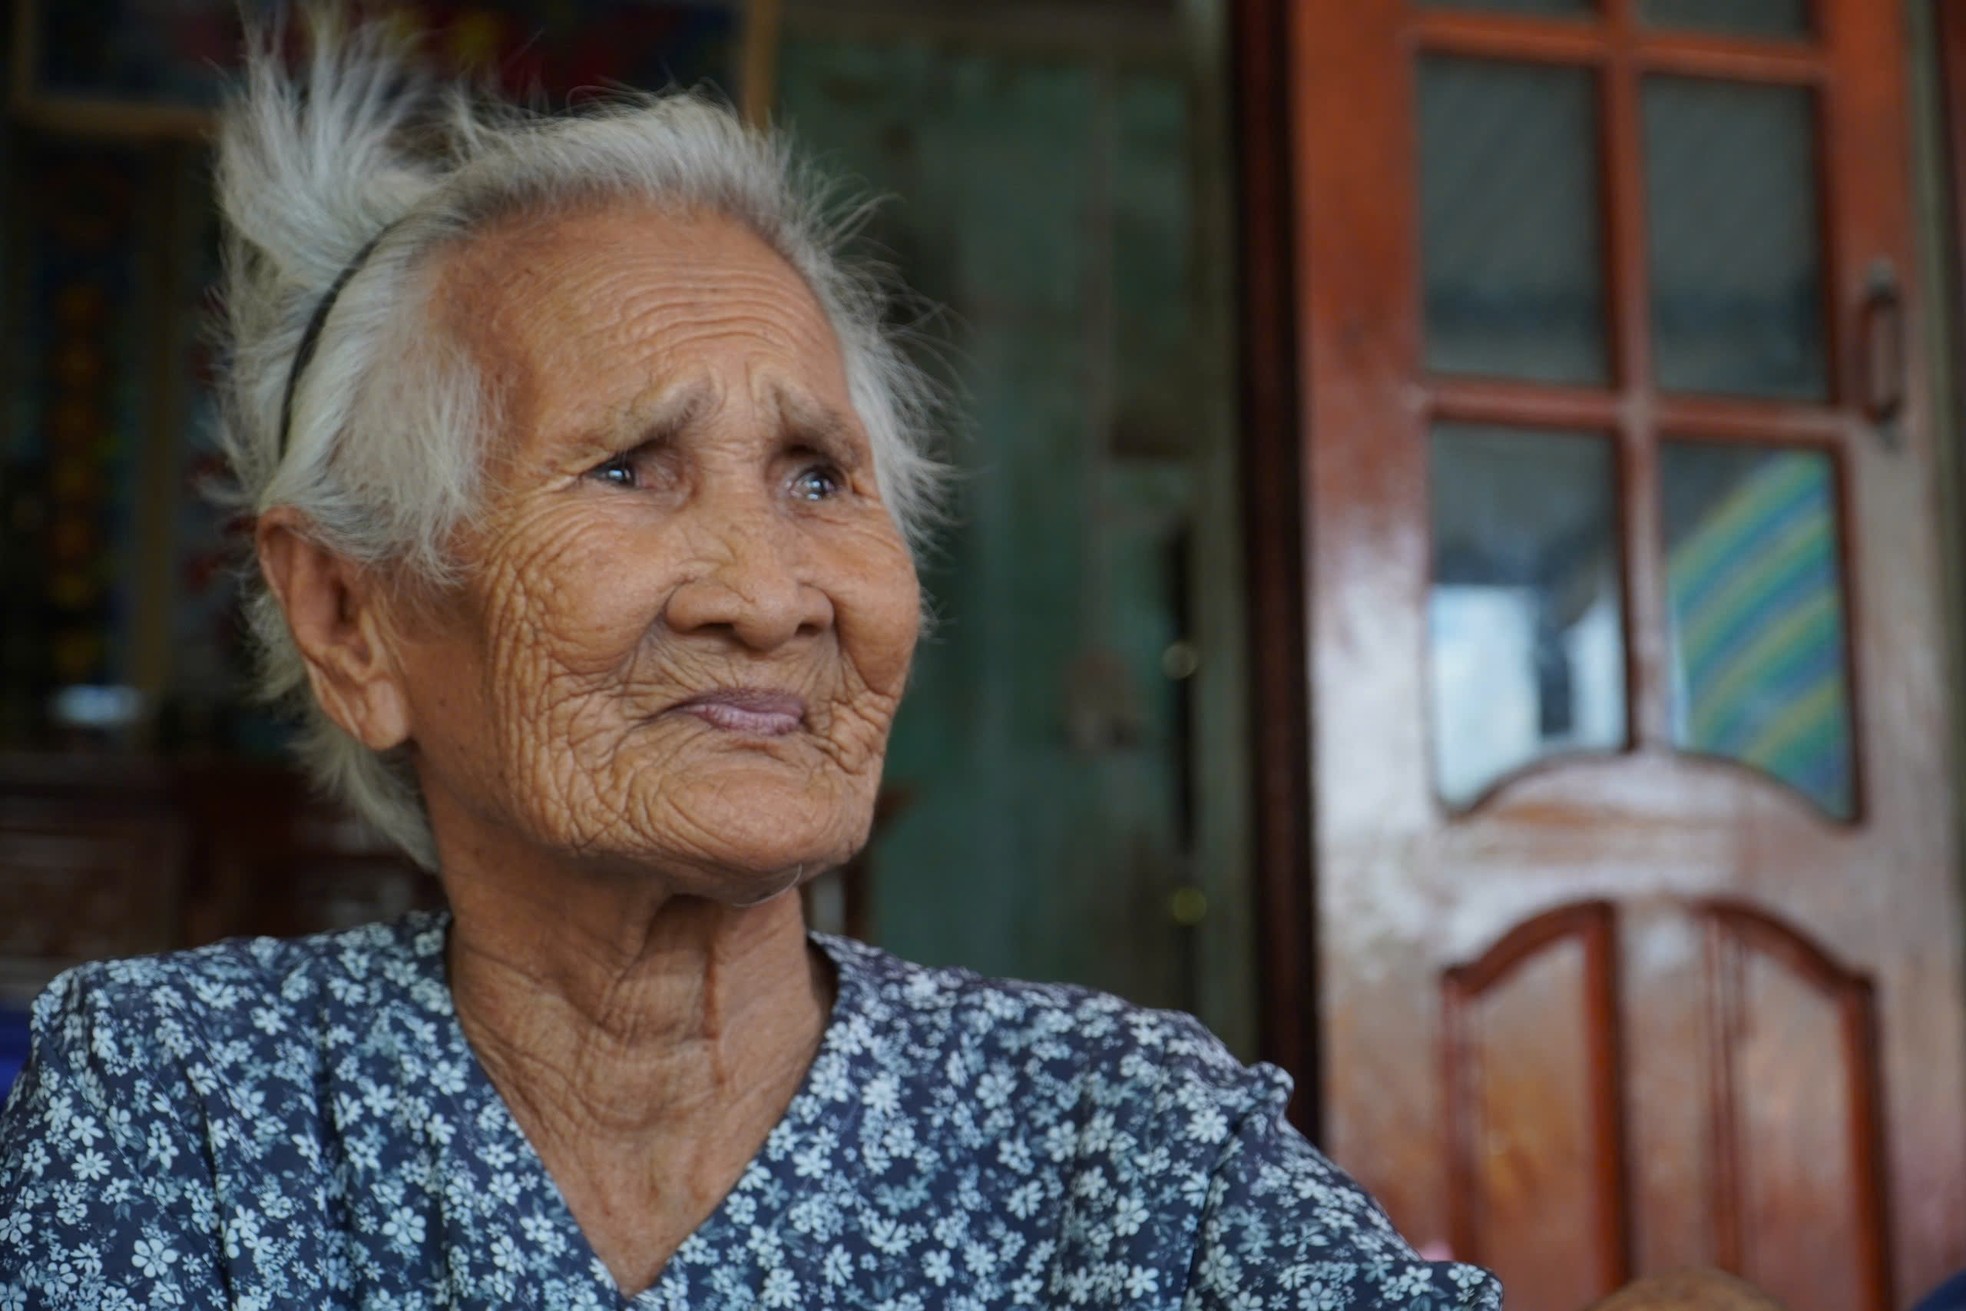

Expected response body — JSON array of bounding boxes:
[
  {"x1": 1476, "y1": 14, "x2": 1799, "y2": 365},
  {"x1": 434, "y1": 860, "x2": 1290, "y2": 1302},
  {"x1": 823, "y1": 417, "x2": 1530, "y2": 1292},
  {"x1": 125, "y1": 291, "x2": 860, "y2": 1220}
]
[{"x1": 1665, "y1": 449, "x2": 1853, "y2": 817}]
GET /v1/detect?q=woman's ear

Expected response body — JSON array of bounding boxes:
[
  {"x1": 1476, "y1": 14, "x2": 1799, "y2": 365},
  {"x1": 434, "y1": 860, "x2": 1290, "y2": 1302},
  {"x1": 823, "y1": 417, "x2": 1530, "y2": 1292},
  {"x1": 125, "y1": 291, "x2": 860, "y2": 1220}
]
[{"x1": 256, "y1": 507, "x2": 413, "y2": 752}]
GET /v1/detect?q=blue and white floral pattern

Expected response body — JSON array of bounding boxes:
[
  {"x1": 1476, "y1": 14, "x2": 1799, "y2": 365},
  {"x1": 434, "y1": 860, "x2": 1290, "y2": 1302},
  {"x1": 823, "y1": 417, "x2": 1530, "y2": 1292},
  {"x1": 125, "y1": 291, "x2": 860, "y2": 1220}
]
[{"x1": 0, "y1": 913, "x2": 1500, "y2": 1309}]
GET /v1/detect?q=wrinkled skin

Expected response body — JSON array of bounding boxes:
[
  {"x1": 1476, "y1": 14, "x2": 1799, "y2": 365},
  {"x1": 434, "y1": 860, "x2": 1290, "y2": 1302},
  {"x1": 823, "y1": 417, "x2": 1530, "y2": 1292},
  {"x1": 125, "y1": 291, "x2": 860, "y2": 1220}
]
[
  {"x1": 410, "y1": 207, "x2": 920, "y2": 900},
  {"x1": 257, "y1": 203, "x2": 920, "y2": 1295}
]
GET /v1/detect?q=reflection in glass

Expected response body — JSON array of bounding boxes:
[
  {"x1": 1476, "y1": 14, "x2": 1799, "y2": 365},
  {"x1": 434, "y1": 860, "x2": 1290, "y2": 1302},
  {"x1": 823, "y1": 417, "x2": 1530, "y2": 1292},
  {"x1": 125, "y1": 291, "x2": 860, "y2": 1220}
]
[
  {"x1": 1430, "y1": 426, "x2": 1627, "y2": 809},
  {"x1": 1419, "y1": 0, "x2": 1595, "y2": 16},
  {"x1": 1644, "y1": 78, "x2": 1825, "y2": 400},
  {"x1": 1420, "y1": 58, "x2": 1607, "y2": 385},
  {"x1": 1663, "y1": 443, "x2": 1854, "y2": 819},
  {"x1": 1640, "y1": 0, "x2": 1810, "y2": 39}
]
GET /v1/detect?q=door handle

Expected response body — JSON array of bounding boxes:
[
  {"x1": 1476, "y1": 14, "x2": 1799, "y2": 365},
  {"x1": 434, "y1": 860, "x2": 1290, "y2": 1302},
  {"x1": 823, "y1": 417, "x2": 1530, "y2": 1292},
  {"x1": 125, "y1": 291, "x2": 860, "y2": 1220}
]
[{"x1": 1860, "y1": 258, "x2": 1905, "y2": 439}]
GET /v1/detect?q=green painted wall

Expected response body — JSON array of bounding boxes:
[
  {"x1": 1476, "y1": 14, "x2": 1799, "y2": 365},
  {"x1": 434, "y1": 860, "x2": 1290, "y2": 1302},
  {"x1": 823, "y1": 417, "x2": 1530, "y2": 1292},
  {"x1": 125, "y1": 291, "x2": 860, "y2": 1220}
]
[{"x1": 778, "y1": 35, "x2": 1239, "y2": 1023}]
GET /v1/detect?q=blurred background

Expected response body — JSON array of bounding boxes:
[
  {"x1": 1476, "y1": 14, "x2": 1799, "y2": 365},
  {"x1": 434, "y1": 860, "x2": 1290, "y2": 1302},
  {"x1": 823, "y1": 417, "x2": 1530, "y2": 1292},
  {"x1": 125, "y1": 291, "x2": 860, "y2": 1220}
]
[
  {"x1": 0, "y1": 0, "x2": 1255, "y2": 1037},
  {"x1": 6, "y1": 0, "x2": 1966, "y2": 1308}
]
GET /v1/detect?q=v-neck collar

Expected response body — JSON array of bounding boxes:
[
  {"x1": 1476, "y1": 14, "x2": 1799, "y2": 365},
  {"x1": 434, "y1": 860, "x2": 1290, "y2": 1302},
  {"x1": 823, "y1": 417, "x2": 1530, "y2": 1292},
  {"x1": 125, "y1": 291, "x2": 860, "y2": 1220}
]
[{"x1": 402, "y1": 911, "x2": 872, "y2": 1310}]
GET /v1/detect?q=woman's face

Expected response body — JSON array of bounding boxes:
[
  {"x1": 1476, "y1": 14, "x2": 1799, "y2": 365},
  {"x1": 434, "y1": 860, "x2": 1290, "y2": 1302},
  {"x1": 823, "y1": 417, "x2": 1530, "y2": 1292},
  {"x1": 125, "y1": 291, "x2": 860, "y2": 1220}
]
[{"x1": 392, "y1": 204, "x2": 919, "y2": 900}]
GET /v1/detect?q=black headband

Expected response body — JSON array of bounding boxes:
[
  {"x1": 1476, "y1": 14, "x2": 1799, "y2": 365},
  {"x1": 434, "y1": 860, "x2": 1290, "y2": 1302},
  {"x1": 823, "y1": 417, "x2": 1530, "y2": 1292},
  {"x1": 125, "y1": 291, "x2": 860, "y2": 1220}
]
[{"x1": 277, "y1": 225, "x2": 398, "y2": 458}]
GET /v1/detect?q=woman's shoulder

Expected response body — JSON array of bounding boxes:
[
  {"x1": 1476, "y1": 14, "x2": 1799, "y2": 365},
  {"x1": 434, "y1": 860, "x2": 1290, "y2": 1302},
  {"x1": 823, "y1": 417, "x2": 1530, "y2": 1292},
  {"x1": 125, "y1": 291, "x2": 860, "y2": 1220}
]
[
  {"x1": 803, "y1": 939, "x2": 1511, "y2": 1308},
  {"x1": 816, "y1": 933, "x2": 1290, "y2": 1128},
  {"x1": 32, "y1": 910, "x2": 452, "y2": 1048}
]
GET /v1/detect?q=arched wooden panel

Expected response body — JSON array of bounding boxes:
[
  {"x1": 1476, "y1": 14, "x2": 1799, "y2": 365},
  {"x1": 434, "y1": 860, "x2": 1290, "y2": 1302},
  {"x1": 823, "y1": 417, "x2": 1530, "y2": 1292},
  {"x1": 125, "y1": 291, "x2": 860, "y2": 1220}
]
[
  {"x1": 1702, "y1": 901, "x2": 1890, "y2": 1311},
  {"x1": 1442, "y1": 901, "x2": 1629, "y2": 1303}
]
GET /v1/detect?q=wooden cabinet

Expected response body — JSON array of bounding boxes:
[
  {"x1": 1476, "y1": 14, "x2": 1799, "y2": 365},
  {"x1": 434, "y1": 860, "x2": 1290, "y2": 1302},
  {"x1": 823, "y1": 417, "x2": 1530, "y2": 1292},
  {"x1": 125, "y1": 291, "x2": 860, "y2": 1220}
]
[
  {"x1": 0, "y1": 754, "x2": 436, "y2": 1006},
  {"x1": 0, "y1": 794, "x2": 186, "y2": 1001}
]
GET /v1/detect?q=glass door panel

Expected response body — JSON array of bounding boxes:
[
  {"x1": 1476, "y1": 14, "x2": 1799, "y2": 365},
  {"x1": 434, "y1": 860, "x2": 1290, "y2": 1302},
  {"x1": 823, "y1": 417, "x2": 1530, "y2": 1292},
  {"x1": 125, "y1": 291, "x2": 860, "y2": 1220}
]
[
  {"x1": 1419, "y1": 57, "x2": 1608, "y2": 385},
  {"x1": 1661, "y1": 442, "x2": 1855, "y2": 819},
  {"x1": 1430, "y1": 425, "x2": 1627, "y2": 808},
  {"x1": 1643, "y1": 77, "x2": 1827, "y2": 401},
  {"x1": 1639, "y1": 0, "x2": 1812, "y2": 40}
]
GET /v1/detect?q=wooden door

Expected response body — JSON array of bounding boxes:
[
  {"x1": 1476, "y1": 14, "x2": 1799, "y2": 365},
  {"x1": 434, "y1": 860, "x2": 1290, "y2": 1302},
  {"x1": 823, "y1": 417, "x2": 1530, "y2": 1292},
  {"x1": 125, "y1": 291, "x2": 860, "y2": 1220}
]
[{"x1": 1276, "y1": 0, "x2": 1966, "y2": 1306}]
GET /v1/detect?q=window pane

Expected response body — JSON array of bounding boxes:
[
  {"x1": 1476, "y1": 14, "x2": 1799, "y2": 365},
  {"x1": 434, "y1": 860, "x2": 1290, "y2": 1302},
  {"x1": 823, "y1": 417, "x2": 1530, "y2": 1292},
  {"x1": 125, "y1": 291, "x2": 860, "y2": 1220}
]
[
  {"x1": 1640, "y1": 0, "x2": 1810, "y2": 39},
  {"x1": 1420, "y1": 58, "x2": 1608, "y2": 386},
  {"x1": 1419, "y1": 0, "x2": 1596, "y2": 16},
  {"x1": 1663, "y1": 443, "x2": 1855, "y2": 819},
  {"x1": 1644, "y1": 78, "x2": 1826, "y2": 400},
  {"x1": 1430, "y1": 426, "x2": 1627, "y2": 808}
]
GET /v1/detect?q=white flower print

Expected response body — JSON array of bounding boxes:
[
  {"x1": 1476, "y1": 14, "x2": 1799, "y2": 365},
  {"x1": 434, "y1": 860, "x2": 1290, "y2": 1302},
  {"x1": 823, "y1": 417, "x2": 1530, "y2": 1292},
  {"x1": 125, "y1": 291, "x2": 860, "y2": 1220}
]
[
  {"x1": 1006, "y1": 1180, "x2": 1045, "y2": 1221},
  {"x1": 1186, "y1": 1105, "x2": 1230, "y2": 1146},
  {"x1": 380, "y1": 1207, "x2": 425, "y2": 1253},
  {"x1": 0, "y1": 912, "x2": 1499, "y2": 1310},
  {"x1": 1110, "y1": 1195, "x2": 1148, "y2": 1238},
  {"x1": 130, "y1": 1238, "x2": 178, "y2": 1279},
  {"x1": 68, "y1": 1148, "x2": 110, "y2": 1182},
  {"x1": 760, "y1": 1267, "x2": 800, "y2": 1307},
  {"x1": 861, "y1": 1073, "x2": 901, "y2": 1116}
]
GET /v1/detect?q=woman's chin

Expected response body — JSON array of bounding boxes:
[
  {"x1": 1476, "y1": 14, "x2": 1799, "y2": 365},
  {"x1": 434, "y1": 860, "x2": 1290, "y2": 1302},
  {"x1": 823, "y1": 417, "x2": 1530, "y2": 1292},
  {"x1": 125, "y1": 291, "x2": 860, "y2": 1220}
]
[{"x1": 610, "y1": 768, "x2": 871, "y2": 893}]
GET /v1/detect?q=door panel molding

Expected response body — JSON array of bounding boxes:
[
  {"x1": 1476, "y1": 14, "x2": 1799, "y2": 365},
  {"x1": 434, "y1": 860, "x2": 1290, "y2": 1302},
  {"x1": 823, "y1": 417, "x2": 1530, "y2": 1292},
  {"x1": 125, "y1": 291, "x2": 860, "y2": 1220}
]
[
  {"x1": 1439, "y1": 897, "x2": 1895, "y2": 1307},
  {"x1": 1701, "y1": 899, "x2": 1891, "y2": 1311},
  {"x1": 1442, "y1": 900, "x2": 1632, "y2": 1292}
]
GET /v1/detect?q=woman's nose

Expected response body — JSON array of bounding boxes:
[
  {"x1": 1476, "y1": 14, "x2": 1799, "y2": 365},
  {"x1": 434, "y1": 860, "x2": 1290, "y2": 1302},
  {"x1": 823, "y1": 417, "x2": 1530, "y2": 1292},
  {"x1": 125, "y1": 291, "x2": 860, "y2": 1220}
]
[{"x1": 662, "y1": 518, "x2": 835, "y2": 652}]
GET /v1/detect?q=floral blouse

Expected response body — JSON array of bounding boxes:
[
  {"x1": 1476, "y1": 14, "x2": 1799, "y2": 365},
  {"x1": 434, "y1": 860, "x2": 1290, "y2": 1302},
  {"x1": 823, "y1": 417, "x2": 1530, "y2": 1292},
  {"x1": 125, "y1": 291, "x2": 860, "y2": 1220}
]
[{"x1": 0, "y1": 912, "x2": 1500, "y2": 1310}]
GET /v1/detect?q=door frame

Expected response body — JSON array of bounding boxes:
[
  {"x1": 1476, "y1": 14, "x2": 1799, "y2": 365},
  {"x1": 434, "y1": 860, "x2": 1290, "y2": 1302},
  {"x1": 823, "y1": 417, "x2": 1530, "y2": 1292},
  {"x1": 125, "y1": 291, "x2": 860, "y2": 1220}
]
[
  {"x1": 1230, "y1": 0, "x2": 1320, "y2": 1134},
  {"x1": 1929, "y1": 0, "x2": 1966, "y2": 761}
]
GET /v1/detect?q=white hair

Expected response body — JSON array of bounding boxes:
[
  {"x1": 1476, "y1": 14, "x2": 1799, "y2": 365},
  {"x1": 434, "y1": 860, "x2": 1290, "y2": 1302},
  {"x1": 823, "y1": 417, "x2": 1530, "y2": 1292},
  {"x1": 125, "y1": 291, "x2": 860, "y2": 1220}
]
[{"x1": 214, "y1": 15, "x2": 944, "y2": 868}]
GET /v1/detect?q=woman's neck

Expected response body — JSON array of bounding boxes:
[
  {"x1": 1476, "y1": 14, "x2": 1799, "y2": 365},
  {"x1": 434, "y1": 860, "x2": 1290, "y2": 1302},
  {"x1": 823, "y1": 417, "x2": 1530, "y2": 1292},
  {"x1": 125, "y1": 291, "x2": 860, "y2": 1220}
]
[
  {"x1": 449, "y1": 882, "x2": 826, "y2": 1122},
  {"x1": 440, "y1": 857, "x2": 832, "y2": 1294}
]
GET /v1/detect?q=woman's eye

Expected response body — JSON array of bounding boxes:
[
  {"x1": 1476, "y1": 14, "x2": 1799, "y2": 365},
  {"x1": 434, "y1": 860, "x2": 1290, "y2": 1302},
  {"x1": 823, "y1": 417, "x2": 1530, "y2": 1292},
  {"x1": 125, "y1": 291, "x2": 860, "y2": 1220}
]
[
  {"x1": 590, "y1": 456, "x2": 637, "y2": 489},
  {"x1": 793, "y1": 465, "x2": 844, "y2": 502}
]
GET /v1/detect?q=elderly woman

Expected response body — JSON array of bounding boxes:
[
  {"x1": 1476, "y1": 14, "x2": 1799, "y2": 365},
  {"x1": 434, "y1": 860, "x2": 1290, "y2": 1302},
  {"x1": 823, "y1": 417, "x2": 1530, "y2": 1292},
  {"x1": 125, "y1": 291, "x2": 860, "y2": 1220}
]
[{"x1": 0, "y1": 23, "x2": 1499, "y2": 1311}]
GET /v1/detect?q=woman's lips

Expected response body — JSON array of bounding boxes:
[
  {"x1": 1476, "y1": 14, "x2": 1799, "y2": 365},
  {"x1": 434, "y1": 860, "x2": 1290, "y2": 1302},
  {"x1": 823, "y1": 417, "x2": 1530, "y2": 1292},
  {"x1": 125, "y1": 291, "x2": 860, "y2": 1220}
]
[{"x1": 670, "y1": 689, "x2": 806, "y2": 736}]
